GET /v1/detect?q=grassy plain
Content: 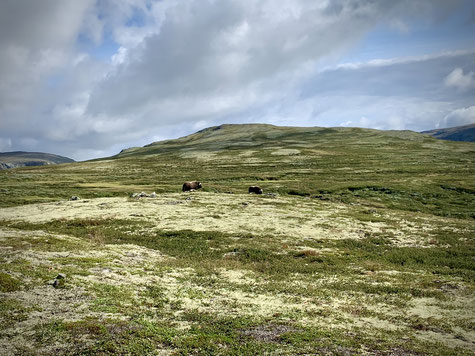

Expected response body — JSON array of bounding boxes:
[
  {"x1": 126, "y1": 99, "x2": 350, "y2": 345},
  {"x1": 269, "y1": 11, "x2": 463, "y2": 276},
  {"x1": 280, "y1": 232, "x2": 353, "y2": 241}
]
[{"x1": 0, "y1": 124, "x2": 474, "y2": 355}]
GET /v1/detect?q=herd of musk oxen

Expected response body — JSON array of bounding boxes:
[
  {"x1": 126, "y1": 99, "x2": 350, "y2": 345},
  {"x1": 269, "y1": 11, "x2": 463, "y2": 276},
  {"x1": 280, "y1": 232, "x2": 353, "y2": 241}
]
[{"x1": 182, "y1": 181, "x2": 263, "y2": 194}]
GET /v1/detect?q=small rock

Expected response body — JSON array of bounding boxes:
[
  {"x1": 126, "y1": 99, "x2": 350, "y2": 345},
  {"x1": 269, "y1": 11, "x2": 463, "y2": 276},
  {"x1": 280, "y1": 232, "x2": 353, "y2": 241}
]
[
  {"x1": 165, "y1": 200, "x2": 183, "y2": 205},
  {"x1": 440, "y1": 283, "x2": 459, "y2": 291},
  {"x1": 149, "y1": 192, "x2": 157, "y2": 198},
  {"x1": 51, "y1": 273, "x2": 66, "y2": 288},
  {"x1": 223, "y1": 251, "x2": 238, "y2": 258},
  {"x1": 52, "y1": 278, "x2": 65, "y2": 289},
  {"x1": 131, "y1": 192, "x2": 149, "y2": 198},
  {"x1": 70, "y1": 196, "x2": 80, "y2": 201}
]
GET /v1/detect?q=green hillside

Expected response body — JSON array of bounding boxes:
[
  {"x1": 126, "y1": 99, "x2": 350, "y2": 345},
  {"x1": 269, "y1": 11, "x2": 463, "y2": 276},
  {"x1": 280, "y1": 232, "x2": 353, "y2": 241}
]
[
  {"x1": 0, "y1": 124, "x2": 474, "y2": 354},
  {"x1": 1, "y1": 124, "x2": 473, "y2": 218}
]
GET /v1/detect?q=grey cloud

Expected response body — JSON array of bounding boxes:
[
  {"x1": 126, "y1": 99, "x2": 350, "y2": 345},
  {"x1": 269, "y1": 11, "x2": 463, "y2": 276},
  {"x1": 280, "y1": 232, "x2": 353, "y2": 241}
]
[
  {"x1": 0, "y1": 0, "x2": 471, "y2": 160},
  {"x1": 0, "y1": 0, "x2": 94, "y2": 135},
  {"x1": 0, "y1": 0, "x2": 93, "y2": 49},
  {"x1": 228, "y1": 52, "x2": 475, "y2": 132},
  {"x1": 0, "y1": 0, "x2": 152, "y2": 159},
  {"x1": 304, "y1": 52, "x2": 475, "y2": 102},
  {"x1": 295, "y1": 52, "x2": 475, "y2": 130},
  {"x1": 0, "y1": 138, "x2": 12, "y2": 152},
  {"x1": 86, "y1": 0, "x2": 466, "y2": 135},
  {"x1": 87, "y1": 0, "x2": 426, "y2": 120}
]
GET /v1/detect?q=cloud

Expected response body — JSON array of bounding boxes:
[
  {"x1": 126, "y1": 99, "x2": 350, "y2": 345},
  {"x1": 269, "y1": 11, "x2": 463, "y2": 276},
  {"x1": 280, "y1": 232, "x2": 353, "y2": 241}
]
[
  {"x1": 291, "y1": 51, "x2": 475, "y2": 131},
  {"x1": 86, "y1": 0, "x2": 460, "y2": 139},
  {"x1": 0, "y1": 1, "x2": 94, "y2": 112},
  {"x1": 444, "y1": 68, "x2": 475, "y2": 91},
  {"x1": 441, "y1": 106, "x2": 475, "y2": 128},
  {"x1": 0, "y1": 0, "x2": 155, "y2": 159},
  {"x1": 0, "y1": 137, "x2": 12, "y2": 152},
  {"x1": 309, "y1": 51, "x2": 475, "y2": 100},
  {"x1": 0, "y1": 0, "x2": 97, "y2": 152},
  {"x1": 0, "y1": 0, "x2": 472, "y2": 160},
  {"x1": 79, "y1": 0, "x2": 407, "y2": 155}
]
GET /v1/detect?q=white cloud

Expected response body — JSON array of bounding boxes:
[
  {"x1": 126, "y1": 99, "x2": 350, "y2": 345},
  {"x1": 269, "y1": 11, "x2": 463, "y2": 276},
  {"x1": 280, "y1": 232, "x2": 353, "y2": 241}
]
[
  {"x1": 111, "y1": 47, "x2": 128, "y2": 66},
  {"x1": 339, "y1": 120, "x2": 354, "y2": 127},
  {"x1": 444, "y1": 68, "x2": 475, "y2": 91},
  {"x1": 333, "y1": 50, "x2": 474, "y2": 71},
  {"x1": 0, "y1": 0, "x2": 472, "y2": 160},
  {"x1": 441, "y1": 106, "x2": 475, "y2": 128},
  {"x1": 88, "y1": 0, "x2": 449, "y2": 130}
]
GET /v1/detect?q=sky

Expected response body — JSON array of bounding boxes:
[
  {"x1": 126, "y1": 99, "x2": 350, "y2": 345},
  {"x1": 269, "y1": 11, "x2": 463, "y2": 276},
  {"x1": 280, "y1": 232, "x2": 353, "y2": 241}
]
[{"x1": 0, "y1": 0, "x2": 474, "y2": 161}]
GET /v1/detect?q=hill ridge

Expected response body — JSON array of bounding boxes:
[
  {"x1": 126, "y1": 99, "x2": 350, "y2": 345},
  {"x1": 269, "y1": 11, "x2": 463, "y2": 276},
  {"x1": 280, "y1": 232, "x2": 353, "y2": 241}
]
[
  {"x1": 116, "y1": 123, "x2": 429, "y2": 158},
  {"x1": 0, "y1": 151, "x2": 74, "y2": 170},
  {"x1": 422, "y1": 123, "x2": 475, "y2": 142}
]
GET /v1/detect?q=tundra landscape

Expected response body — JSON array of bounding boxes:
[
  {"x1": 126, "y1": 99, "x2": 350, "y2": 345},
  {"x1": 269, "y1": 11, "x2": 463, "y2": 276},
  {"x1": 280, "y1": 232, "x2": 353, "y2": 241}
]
[
  {"x1": 1, "y1": 124, "x2": 474, "y2": 355},
  {"x1": 1, "y1": 0, "x2": 475, "y2": 354}
]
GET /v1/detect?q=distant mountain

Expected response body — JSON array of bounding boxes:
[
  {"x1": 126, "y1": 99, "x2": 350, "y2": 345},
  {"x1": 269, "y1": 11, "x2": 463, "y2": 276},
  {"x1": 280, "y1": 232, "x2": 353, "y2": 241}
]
[
  {"x1": 115, "y1": 123, "x2": 425, "y2": 158},
  {"x1": 421, "y1": 123, "x2": 475, "y2": 142},
  {"x1": 0, "y1": 151, "x2": 74, "y2": 169}
]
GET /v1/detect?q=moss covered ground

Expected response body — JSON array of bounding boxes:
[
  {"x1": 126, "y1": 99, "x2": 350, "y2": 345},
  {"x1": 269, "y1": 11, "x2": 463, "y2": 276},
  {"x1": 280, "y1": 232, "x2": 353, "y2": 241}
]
[{"x1": 0, "y1": 124, "x2": 474, "y2": 355}]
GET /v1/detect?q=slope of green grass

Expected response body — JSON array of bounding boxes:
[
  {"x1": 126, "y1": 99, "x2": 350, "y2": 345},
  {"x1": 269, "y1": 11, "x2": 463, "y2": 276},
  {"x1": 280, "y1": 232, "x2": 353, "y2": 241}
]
[
  {"x1": 0, "y1": 124, "x2": 474, "y2": 355},
  {"x1": 1, "y1": 124, "x2": 473, "y2": 218}
]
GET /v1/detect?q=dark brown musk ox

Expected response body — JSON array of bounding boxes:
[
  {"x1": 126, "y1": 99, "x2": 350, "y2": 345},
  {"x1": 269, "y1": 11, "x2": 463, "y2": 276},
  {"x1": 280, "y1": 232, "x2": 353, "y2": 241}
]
[
  {"x1": 182, "y1": 181, "x2": 202, "y2": 192},
  {"x1": 248, "y1": 186, "x2": 263, "y2": 194}
]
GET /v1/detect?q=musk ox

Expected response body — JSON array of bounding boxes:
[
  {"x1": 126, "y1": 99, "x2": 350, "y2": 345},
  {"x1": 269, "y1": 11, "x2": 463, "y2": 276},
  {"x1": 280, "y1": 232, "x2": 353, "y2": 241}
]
[
  {"x1": 182, "y1": 181, "x2": 202, "y2": 192},
  {"x1": 248, "y1": 186, "x2": 263, "y2": 194}
]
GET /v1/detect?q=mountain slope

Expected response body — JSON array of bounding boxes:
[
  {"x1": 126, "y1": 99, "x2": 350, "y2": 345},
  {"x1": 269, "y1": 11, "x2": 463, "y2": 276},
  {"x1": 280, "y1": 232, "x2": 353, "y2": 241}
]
[
  {"x1": 0, "y1": 124, "x2": 474, "y2": 354},
  {"x1": 1, "y1": 123, "x2": 470, "y2": 217},
  {"x1": 115, "y1": 123, "x2": 424, "y2": 157},
  {"x1": 422, "y1": 123, "x2": 475, "y2": 142},
  {"x1": 0, "y1": 151, "x2": 75, "y2": 169}
]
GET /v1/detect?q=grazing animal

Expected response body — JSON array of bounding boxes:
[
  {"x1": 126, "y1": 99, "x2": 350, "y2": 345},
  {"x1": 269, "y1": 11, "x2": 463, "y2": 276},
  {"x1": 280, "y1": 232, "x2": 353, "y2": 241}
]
[
  {"x1": 182, "y1": 181, "x2": 202, "y2": 192},
  {"x1": 248, "y1": 186, "x2": 263, "y2": 194}
]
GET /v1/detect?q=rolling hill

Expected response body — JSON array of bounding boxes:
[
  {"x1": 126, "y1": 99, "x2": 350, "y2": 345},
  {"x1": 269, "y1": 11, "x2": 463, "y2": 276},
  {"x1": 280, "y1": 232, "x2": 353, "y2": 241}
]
[
  {"x1": 0, "y1": 151, "x2": 74, "y2": 170},
  {"x1": 422, "y1": 122, "x2": 475, "y2": 142},
  {"x1": 116, "y1": 123, "x2": 425, "y2": 157},
  {"x1": 0, "y1": 124, "x2": 474, "y2": 354}
]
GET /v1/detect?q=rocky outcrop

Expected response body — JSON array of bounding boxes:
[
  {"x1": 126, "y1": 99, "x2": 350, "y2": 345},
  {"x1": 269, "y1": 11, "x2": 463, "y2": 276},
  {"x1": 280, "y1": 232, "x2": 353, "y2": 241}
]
[
  {"x1": 0, "y1": 161, "x2": 53, "y2": 169},
  {"x1": 130, "y1": 192, "x2": 157, "y2": 198}
]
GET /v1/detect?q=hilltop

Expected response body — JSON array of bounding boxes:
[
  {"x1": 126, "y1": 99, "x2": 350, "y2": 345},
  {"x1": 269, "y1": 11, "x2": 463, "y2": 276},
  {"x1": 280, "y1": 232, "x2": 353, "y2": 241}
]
[
  {"x1": 116, "y1": 123, "x2": 424, "y2": 157},
  {"x1": 0, "y1": 124, "x2": 474, "y2": 354},
  {"x1": 422, "y1": 122, "x2": 475, "y2": 142},
  {"x1": 0, "y1": 151, "x2": 74, "y2": 170}
]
